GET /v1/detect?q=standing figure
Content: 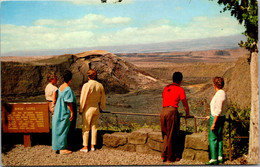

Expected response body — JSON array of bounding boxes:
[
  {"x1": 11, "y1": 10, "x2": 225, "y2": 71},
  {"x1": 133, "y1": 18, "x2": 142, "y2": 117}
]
[
  {"x1": 80, "y1": 69, "x2": 106, "y2": 152},
  {"x1": 52, "y1": 70, "x2": 77, "y2": 154},
  {"x1": 206, "y1": 77, "x2": 227, "y2": 165},
  {"x1": 160, "y1": 72, "x2": 190, "y2": 163},
  {"x1": 45, "y1": 72, "x2": 58, "y2": 114}
]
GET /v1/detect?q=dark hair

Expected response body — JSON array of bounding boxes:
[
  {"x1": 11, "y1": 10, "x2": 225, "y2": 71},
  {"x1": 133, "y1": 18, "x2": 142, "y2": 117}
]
[
  {"x1": 87, "y1": 69, "x2": 97, "y2": 80},
  {"x1": 172, "y1": 72, "x2": 183, "y2": 84},
  {"x1": 213, "y1": 77, "x2": 224, "y2": 89},
  {"x1": 47, "y1": 71, "x2": 56, "y2": 82},
  {"x1": 63, "y1": 70, "x2": 72, "y2": 83}
]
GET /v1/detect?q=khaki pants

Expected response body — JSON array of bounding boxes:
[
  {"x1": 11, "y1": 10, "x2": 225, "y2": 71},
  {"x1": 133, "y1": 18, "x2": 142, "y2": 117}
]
[{"x1": 82, "y1": 107, "x2": 99, "y2": 146}]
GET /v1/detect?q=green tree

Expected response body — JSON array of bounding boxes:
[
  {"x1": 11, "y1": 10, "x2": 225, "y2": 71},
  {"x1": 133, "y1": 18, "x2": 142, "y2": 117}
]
[
  {"x1": 217, "y1": 0, "x2": 258, "y2": 52},
  {"x1": 216, "y1": 0, "x2": 258, "y2": 164}
]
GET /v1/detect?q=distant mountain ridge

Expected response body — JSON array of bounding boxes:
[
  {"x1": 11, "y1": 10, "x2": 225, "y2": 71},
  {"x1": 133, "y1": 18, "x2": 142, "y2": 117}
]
[{"x1": 2, "y1": 34, "x2": 246, "y2": 57}]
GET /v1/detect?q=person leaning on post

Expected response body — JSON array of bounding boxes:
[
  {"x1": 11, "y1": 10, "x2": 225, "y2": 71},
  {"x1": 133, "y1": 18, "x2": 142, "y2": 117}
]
[
  {"x1": 205, "y1": 77, "x2": 227, "y2": 165},
  {"x1": 79, "y1": 69, "x2": 106, "y2": 153},
  {"x1": 45, "y1": 71, "x2": 58, "y2": 115},
  {"x1": 52, "y1": 70, "x2": 77, "y2": 155},
  {"x1": 160, "y1": 71, "x2": 190, "y2": 163}
]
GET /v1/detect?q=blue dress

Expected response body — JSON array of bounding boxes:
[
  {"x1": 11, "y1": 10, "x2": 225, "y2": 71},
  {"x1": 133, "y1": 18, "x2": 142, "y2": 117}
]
[{"x1": 52, "y1": 86, "x2": 77, "y2": 151}]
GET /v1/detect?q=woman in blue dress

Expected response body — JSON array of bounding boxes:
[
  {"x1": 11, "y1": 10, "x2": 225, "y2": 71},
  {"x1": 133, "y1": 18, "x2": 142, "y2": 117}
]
[{"x1": 52, "y1": 70, "x2": 77, "y2": 154}]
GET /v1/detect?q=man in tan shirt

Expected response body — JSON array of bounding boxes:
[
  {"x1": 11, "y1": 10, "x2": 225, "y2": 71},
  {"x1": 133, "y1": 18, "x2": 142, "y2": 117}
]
[{"x1": 80, "y1": 69, "x2": 106, "y2": 152}]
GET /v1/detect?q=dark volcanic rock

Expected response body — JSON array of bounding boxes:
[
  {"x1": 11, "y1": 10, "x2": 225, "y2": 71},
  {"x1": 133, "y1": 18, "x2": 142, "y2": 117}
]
[{"x1": 1, "y1": 50, "x2": 159, "y2": 101}]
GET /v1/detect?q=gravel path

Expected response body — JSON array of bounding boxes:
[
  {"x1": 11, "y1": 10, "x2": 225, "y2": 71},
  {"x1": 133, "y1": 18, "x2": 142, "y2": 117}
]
[{"x1": 2, "y1": 145, "x2": 206, "y2": 166}]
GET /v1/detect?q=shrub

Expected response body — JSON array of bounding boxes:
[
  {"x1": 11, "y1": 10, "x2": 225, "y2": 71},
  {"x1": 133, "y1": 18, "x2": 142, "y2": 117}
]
[{"x1": 223, "y1": 103, "x2": 250, "y2": 160}]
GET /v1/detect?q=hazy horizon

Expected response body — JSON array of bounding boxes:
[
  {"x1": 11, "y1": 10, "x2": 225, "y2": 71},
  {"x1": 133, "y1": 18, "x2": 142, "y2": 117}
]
[
  {"x1": 1, "y1": 34, "x2": 246, "y2": 57},
  {"x1": 1, "y1": 0, "x2": 245, "y2": 57}
]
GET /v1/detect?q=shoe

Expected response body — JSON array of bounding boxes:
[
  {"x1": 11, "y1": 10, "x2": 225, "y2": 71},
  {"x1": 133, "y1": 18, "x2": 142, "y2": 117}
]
[
  {"x1": 80, "y1": 147, "x2": 89, "y2": 153},
  {"x1": 175, "y1": 158, "x2": 180, "y2": 162},
  {"x1": 166, "y1": 160, "x2": 174, "y2": 163},
  {"x1": 59, "y1": 149, "x2": 72, "y2": 155},
  {"x1": 161, "y1": 157, "x2": 167, "y2": 162},
  {"x1": 205, "y1": 159, "x2": 218, "y2": 165},
  {"x1": 91, "y1": 148, "x2": 95, "y2": 151}
]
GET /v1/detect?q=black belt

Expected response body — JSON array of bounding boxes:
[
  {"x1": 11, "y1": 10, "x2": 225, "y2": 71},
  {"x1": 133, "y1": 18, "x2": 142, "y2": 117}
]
[{"x1": 47, "y1": 100, "x2": 53, "y2": 102}]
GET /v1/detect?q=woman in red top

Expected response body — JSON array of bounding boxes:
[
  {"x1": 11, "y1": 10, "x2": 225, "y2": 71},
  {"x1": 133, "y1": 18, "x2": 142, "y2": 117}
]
[{"x1": 160, "y1": 72, "x2": 190, "y2": 163}]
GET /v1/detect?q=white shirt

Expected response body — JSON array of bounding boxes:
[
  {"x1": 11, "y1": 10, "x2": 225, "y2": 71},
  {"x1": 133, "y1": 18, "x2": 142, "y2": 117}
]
[
  {"x1": 45, "y1": 83, "x2": 58, "y2": 101},
  {"x1": 210, "y1": 89, "x2": 227, "y2": 117}
]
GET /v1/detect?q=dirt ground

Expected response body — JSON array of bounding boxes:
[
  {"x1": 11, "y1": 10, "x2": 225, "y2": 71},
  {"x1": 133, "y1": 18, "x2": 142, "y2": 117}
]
[
  {"x1": 1, "y1": 144, "x2": 249, "y2": 166},
  {"x1": 1, "y1": 129, "x2": 248, "y2": 166}
]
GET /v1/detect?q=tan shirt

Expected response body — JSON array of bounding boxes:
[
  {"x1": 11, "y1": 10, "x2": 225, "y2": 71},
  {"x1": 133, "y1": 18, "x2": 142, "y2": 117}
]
[
  {"x1": 80, "y1": 80, "x2": 106, "y2": 113},
  {"x1": 45, "y1": 83, "x2": 58, "y2": 101}
]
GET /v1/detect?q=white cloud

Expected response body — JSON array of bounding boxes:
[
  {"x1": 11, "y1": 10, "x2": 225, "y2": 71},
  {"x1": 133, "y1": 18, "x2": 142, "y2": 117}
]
[
  {"x1": 103, "y1": 17, "x2": 131, "y2": 25},
  {"x1": 96, "y1": 15, "x2": 244, "y2": 46},
  {"x1": 34, "y1": 14, "x2": 131, "y2": 27},
  {"x1": 1, "y1": 13, "x2": 244, "y2": 54}
]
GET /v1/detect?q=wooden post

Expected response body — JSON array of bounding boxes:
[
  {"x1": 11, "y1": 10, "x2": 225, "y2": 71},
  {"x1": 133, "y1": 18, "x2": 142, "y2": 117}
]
[
  {"x1": 194, "y1": 117, "x2": 197, "y2": 133},
  {"x1": 24, "y1": 134, "x2": 31, "y2": 147}
]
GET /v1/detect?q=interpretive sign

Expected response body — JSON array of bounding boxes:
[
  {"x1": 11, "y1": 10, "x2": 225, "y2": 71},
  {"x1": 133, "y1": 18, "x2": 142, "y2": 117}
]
[{"x1": 2, "y1": 102, "x2": 49, "y2": 133}]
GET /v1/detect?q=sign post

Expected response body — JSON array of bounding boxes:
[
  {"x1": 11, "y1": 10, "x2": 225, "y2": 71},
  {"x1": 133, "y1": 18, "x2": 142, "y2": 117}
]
[{"x1": 2, "y1": 102, "x2": 49, "y2": 147}]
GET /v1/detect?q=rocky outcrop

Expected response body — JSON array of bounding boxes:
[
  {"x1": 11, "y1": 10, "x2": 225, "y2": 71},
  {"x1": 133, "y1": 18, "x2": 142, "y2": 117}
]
[
  {"x1": 1, "y1": 50, "x2": 159, "y2": 100},
  {"x1": 223, "y1": 54, "x2": 251, "y2": 109},
  {"x1": 196, "y1": 54, "x2": 251, "y2": 109},
  {"x1": 71, "y1": 50, "x2": 159, "y2": 94}
]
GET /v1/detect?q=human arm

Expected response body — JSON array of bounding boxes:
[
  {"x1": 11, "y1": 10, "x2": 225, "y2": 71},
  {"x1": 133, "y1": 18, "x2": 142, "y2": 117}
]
[
  {"x1": 52, "y1": 90, "x2": 57, "y2": 104},
  {"x1": 210, "y1": 90, "x2": 226, "y2": 130},
  {"x1": 67, "y1": 103, "x2": 74, "y2": 121},
  {"x1": 211, "y1": 116, "x2": 218, "y2": 130},
  {"x1": 210, "y1": 90, "x2": 226, "y2": 128},
  {"x1": 211, "y1": 90, "x2": 226, "y2": 117},
  {"x1": 79, "y1": 84, "x2": 89, "y2": 113},
  {"x1": 181, "y1": 98, "x2": 190, "y2": 119},
  {"x1": 100, "y1": 85, "x2": 106, "y2": 110}
]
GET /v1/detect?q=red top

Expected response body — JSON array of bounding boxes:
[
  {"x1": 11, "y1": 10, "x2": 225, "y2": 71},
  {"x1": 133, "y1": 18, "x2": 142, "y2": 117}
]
[{"x1": 162, "y1": 83, "x2": 186, "y2": 108}]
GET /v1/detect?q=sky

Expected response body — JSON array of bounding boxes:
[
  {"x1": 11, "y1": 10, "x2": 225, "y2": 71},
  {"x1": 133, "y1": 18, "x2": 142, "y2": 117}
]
[{"x1": 1, "y1": 0, "x2": 245, "y2": 55}]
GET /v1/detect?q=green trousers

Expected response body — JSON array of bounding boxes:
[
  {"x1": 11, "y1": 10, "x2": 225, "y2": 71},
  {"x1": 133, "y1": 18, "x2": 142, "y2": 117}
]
[{"x1": 208, "y1": 115, "x2": 225, "y2": 160}]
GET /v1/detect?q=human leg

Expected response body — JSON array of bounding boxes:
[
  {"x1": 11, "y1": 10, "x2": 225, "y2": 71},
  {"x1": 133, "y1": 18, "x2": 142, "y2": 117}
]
[
  {"x1": 160, "y1": 109, "x2": 168, "y2": 161},
  {"x1": 90, "y1": 112, "x2": 99, "y2": 150},
  {"x1": 82, "y1": 110, "x2": 92, "y2": 148},
  {"x1": 217, "y1": 117, "x2": 225, "y2": 163},
  {"x1": 166, "y1": 108, "x2": 178, "y2": 162},
  {"x1": 206, "y1": 115, "x2": 218, "y2": 165}
]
